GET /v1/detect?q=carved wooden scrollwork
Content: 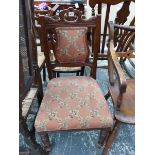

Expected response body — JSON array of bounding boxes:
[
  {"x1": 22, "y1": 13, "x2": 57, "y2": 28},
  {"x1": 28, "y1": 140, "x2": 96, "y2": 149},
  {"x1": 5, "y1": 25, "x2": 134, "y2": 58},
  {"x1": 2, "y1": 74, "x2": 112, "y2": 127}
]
[
  {"x1": 59, "y1": 7, "x2": 84, "y2": 22},
  {"x1": 37, "y1": 7, "x2": 99, "y2": 27},
  {"x1": 41, "y1": 7, "x2": 86, "y2": 24},
  {"x1": 115, "y1": 1, "x2": 131, "y2": 24}
]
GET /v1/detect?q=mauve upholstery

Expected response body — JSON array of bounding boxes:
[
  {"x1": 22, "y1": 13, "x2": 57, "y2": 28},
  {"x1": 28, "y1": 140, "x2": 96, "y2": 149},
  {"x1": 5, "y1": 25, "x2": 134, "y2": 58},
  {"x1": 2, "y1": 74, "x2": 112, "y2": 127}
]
[
  {"x1": 35, "y1": 76, "x2": 113, "y2": 132},
  {"x1": 54, "y1": 27, "x2": 89, "y2": 63}
]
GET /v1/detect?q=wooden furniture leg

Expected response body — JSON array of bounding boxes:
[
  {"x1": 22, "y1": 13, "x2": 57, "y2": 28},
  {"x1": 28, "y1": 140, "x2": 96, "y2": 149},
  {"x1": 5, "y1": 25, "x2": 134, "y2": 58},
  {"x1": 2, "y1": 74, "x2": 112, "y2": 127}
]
[
  {"x1": 108, "y1": 56, "x2": 114, "y2": 85},
  {"x1": 80, "y1": 66, "x2": 85, "y2": 76},
  {"x1": 57, "y1": 72, "x2": 60, "y2": 77},
  {"x1": 37, "y1": 72, "x2": 43, "y2": 105},
  {"x1": 43, "y1": 64, "x2": 46, "y2": 82},
  {"x1": 98, "y1": 129, "x2": 110, "y2": 148},
  {"x1": 102, "y1": 120, "x2": 121, "y2": 155},
  {"x1": 40, "y1": 132, "x2": 51, "y2": 152},
  {"x1": 34, "y1": 65, "x2": 43, "y2": 105},
  {"x1": 76, "y1": 71, "x2": 80, "y2": 76},
  {"x1": 20, "y1": 119, "x2": 48, "y2": 155}
]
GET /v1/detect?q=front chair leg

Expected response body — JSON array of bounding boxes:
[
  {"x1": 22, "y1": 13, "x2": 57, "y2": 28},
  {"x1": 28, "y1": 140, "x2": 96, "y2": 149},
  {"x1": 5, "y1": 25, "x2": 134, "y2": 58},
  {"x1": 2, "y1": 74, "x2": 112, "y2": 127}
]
[
  {"x1": 98, "y1": 129, "x2": 110, "y2": 148},
  {"x1": 49, "y1": 71, "x2": 56, "y2": 80},
  {"x1": 39, "y1": 132, "x2": 51, "y2": 152},
  {"x1": 102, "y1": 120, "x2": 121, "y2": 155}
]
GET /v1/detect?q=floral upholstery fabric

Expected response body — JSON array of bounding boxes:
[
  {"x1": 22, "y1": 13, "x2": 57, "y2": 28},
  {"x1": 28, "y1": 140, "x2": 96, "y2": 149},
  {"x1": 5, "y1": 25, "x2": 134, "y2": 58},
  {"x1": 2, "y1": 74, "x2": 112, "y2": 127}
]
[
  {"x1": 54, "y1": 27, "x2": 89, "y2": 63},
  {"x1": 35, "y1": 76, "x2": 113, "y2": 132}
]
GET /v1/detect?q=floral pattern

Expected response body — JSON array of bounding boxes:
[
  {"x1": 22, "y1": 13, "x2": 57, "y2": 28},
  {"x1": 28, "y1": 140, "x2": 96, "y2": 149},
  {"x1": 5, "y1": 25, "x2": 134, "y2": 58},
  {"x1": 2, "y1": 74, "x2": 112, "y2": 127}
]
[
  {"x1": 54, "y1": 27, "x2": 89, "y2": 63},
  {"x1": 35, "y1": 76, "x2": 113, "y2": 132}
]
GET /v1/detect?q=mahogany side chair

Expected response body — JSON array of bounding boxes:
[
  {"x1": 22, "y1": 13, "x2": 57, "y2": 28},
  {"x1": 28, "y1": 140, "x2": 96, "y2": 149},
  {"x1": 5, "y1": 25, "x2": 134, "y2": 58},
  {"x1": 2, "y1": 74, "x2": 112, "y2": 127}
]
[
  {"x1": 102, "y1": 22, "x2": 135, "y2": 155},
  {"x1": 34, "y1": 7, "x2": 113, "y2": 152},
  {"x1": 34, "y1": 5, "x2": 84, "y2": 79}
]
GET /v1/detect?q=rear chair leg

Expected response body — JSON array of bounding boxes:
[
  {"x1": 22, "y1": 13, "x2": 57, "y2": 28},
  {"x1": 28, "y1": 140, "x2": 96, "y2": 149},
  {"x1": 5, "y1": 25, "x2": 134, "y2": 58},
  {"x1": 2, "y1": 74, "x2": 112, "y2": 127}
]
[
  {"x1": 102, "y1": 120, "x2": 121, "y2": 155},
  {"x1": 39, "y1": 132, "x2": 51, "y2": 152},
  {"x1": 80, "y1": 66, "x2": 85, "y2": 76},
  {"x1": 76, "y1": 71, "x2": 79, "y2": 76},
  {"x1": 57, "y1": 72, "x2": 60, "y2": 77},
  {"x1": 98, "y1": 129, "x2": 110, "y2": 148}
]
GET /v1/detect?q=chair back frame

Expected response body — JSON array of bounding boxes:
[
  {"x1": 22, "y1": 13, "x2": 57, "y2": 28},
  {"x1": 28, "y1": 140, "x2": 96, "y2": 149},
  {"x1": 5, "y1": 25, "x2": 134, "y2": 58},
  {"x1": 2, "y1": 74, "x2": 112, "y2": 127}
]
[{"x1": 37, "y1": 7, "x2": 101, "y2": 79}]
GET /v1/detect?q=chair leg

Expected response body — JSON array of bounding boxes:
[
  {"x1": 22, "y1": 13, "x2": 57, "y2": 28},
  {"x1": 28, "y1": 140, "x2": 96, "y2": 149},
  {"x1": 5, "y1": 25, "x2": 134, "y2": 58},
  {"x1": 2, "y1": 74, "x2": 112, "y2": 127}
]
[
  {"x1": 57, "y1": 72, "x2": 60, "y2": 77},
  {"x1": 43, "y1": 65, "x2": 46, "y2": 82},
  {"x1": 102, "y1": 120, "x2": 121, "y2": 155},
  {"x1": 76, "y1": 71, "x2": 79, "y2": 76},
  {"x1": 39, "y1": 132, "x2": 51, "y2": 152},
  {"x1": 98, "y1": 129, "x2": 110, "y2": 148},
  {"x1": 49, "y1": 71, "x2": 56, "y2": 80},
  {"x1": 37, "y1": 72, "x2": 43, "y2": 106},
  {"x1": 108, "y1": 56, "x2": 114, "y2": 85},
  {"x1": 80, "y1": 66, "x2": 85, "y2": 76}
]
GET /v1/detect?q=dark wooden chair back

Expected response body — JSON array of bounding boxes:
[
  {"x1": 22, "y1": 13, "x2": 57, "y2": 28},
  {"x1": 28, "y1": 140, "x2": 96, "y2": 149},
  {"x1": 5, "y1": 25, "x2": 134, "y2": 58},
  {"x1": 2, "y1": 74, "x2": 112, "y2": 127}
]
[
  {"x1": 108, "y1": 22, "x2": 135, "y2": 109},
  {"x1": 37, "y1": 7, "x2": 101, "y2": 79},
  {"x1": 109, "y1": 22, "x2": 135, "y2": 52},
  {"x1": 108, "y1": 21, "x2": 135, "y2": 78},
  {"x1": 89, "y1": 0, "x2": 135, "y2": 55}
]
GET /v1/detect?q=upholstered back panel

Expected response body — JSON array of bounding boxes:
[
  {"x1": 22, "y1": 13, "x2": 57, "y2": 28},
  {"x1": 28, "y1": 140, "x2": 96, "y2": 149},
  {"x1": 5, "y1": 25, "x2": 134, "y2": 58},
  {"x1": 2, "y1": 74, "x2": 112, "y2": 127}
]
[{"x1": 55, "y1": 27, "x2": 90, "y2": 63}]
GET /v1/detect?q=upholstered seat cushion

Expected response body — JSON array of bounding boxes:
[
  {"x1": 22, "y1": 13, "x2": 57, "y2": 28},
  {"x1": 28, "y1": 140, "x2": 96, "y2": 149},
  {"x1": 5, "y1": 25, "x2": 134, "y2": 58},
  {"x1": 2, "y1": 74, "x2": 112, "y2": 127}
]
[{"x1": 35, "y1": 76, "x2": 113, "y2": 132}]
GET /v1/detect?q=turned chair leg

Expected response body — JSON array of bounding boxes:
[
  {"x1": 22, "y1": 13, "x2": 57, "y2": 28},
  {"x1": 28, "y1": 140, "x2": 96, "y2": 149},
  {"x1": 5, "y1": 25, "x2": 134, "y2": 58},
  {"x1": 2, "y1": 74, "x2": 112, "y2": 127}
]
[
  {"x1": 39, "y1": 132, "x2": 51, "y2": 152},
  {"x1": 98, "y1": 129, "x2": 110, "y2": 148},
  {"x1": 102, "y1": 120, "x2": 121, "y2": 155}
]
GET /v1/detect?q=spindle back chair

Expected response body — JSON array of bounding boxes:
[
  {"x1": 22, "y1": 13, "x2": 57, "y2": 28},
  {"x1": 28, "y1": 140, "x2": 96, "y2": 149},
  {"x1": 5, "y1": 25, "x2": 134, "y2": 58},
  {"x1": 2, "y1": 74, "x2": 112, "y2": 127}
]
[{"x1": 102, "y1": 22, "x2": 135, "y2": 155}]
